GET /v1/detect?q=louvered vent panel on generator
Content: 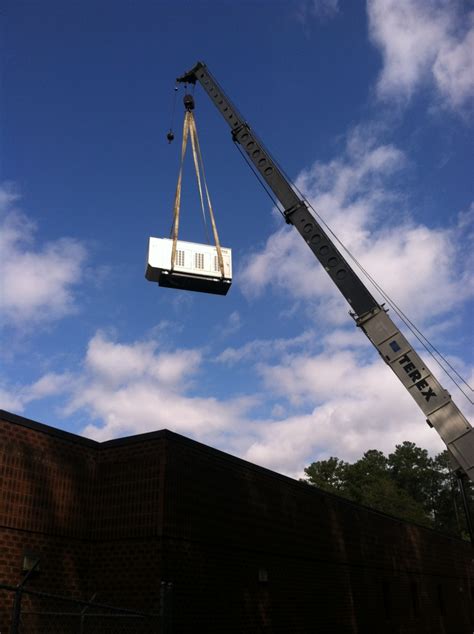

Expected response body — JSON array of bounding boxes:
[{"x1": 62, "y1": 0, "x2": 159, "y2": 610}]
[
  {"x1": 195, "y1": 253, "x2": 205, "y2": 270},
  {"x1": 175, "y1": 250, "x2": 185, "y2": 267}
]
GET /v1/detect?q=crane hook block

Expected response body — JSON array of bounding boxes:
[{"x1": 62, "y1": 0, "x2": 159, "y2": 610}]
[
  {"x1": 167, "y1": 130, "x2": 175, "y2": 143},
  {"x1": 183, "y1": 94, "x2": 195, "y2": 111}
]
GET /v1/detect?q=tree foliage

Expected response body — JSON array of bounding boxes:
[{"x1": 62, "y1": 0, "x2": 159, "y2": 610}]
[{"x1": 303, "y1": 442, "x2": 473, "y2": 539}]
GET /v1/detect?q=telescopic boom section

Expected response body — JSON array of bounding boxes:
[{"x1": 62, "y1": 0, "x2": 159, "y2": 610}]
[
  {"x1": 177, "y1": 62, "x2": 379, "y2": 318},
  {"x1": 177, "y1": 62, "x2": 474, "y2": 481}
]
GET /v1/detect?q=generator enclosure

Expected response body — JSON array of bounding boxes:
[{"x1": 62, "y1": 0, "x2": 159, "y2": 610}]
[{"x1": 145, "y1": 237, "x2": 232, "y2": 295}]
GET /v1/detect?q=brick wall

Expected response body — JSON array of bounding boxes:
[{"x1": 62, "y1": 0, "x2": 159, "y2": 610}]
[
  {"x1": 88, "y1": 437, "x2": 167, "y2": 611},
  {"x1": 1, "y1": 410, "x2": 473, "y2": 632},
  {"x1": 163, "y1": 434, "x2": 474, "y2": 632},
  {"x1": 0, "y1": 414, "x2": 97, "y2": 631}
]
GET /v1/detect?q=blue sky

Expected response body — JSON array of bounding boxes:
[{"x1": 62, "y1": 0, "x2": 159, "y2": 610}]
[{"x1": 1, "y1": 0, "x2": 473, "y2": 477}]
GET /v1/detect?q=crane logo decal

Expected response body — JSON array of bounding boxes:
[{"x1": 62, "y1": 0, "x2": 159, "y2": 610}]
[{"x1": 397, "y1": 352, "x2": 437, "y2": 402}]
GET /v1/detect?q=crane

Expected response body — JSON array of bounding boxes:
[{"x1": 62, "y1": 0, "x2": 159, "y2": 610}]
[{"x1": 176, "y1": 61, "x2": 474, "y2": 483}]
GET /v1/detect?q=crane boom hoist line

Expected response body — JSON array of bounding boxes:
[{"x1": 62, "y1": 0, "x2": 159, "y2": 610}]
[{"x1": 175, "y1": 61, "x2": 474, "y2": 482}]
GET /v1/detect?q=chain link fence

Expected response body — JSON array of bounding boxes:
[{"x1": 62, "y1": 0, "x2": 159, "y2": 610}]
[{"x1": 0, "y1": 582, "x2": 166, "y2": 634}]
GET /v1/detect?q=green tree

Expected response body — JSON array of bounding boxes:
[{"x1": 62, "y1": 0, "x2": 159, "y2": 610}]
[
  {"x1": 343, "y1": 449, "x2": 389, "y2": 503},
  {"x1": 303, "y1": 457, "x2": 348, "y2": 495},
  {"x1": 303, "y1": 443, "x2": 473, "y2": 538},
  {"x1": 387, "y1": 442, "x2": 435, "y2": 512},
  {"x1": 431, "y1": 450, "x2": 473, "y2": 538},
  {"x1": 358, "y1": 477, "x2": 430, "y2": 526}
]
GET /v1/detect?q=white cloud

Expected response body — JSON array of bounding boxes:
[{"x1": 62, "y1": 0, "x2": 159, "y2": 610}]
[
  {"x1": 310, "y1": 0, "x2": 339, "y2": 20},
  {"x1": 79, "y1": 384, "x2": 252, "y2": 442},
  {"x1": 0, "y1": 332, "x2": 252, "y2": 445},
  {"x1": 0, "y1": 372, "x2": 71, "y2": 413},
  {"x1": 84, "y1": 332, "x2": 202, "y2": 388},
  {"x1": 216, "y1": 331, "x2": 315, "y2": 365},
  {"x1": 61, "y1": 332, "x2": 253, "y2": 442},
  {"x1": 216, "y1": 310, "x2": 242, "y2": 339},
  {"x1": 69, "y1": 332, "x2": 473, "y2": 478},
  {"x1": 0, "y1": 184, "x2": 20, "y2": 209},
  {"x1": 367, "y1": 0, "x2": 474, "y2": 110},
  {"x1": 0, "y1": 387, "x2": 25, "y2": 412},
  {"x1": 322, "y1": 328, "x2": 371, "y2": 350},
  {"x1": 2, "y1": 327, "x2": 471, "y2": 480},
  {"x1": 433, "y1": 23, "x2": 474, "y2": 109},
  {"x1": 239, "y1": 225, "x2": 331, "y2": 303},
  {"x1": 0, "y1": 183, "x2": 87, "y2": 328},
  {"x1": 72, "y1": 333, "x2": 434, "y2": 471},
  {"x1": 258, "y1": 350, "x2": 373, "y2": 405},
  {"x1": 242, "y1": 348, "x2": 474, "y2": 478},
  {"x1": 29, "y1": 373, "x2": 72, "y2": 400},
  {"x1": 297, "y1": 0, "x2": 340, "y2": 24}
]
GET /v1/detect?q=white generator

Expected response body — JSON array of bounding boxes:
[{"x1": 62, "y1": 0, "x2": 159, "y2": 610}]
[{"x1": 145, "y1": 237, "x2": 232, "y2": 295}]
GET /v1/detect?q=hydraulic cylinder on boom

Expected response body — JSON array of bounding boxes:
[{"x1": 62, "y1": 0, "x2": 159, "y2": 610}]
[{"x1": 176, "y1": 61, "x2": 474, "y2": 482}]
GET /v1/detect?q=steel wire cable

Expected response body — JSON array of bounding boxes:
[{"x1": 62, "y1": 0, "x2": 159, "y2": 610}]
[
  {"x1": 301, "y1": 198, "x2": 474, "y2": 402},
  {"x1": 246, "y1": 127, "x2": 473, "y2": 396},
  {"x1": 233, "y1": 141, "x2": 285, "y2": 216},
  {"x1": 168, "y1": 85, "x2": 178, "y2": 133},
  {"x1": 299, "y1": 196, "x2": 474, "y2": 403},
  {"x1": 232, "y1": 128, "x2": 473, "y2": 402}
]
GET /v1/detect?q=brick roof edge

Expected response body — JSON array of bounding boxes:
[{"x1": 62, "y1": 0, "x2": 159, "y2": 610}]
[
  {"x1": 1, "y1": 409, "x2": 470, "y2": 544},
  {"x1": 0, "y1": 409, "x2": 100, "y2": 448}
]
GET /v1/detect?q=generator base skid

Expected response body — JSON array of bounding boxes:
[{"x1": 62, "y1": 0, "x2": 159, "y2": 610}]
[
  {"x1": 157, "y1": 270, "x2": 231, "y2": 295},
  {"x1": 145, "y1": 237, "x2": 232, "y2": 296}
]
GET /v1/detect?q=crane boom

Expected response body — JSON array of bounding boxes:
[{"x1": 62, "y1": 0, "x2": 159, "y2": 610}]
[{"x1": 177, "y1": 61, "x2": 474, "y2": 481}]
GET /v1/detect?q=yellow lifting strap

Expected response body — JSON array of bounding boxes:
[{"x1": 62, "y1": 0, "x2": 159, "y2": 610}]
[{"x1": 170, "y1": 110, "x2": 225, "y2": 277}]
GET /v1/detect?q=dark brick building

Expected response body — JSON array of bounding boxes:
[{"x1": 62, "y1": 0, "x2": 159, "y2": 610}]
[{"x1": 1, "y1": 409, "x2": 473, "y2": 632}]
